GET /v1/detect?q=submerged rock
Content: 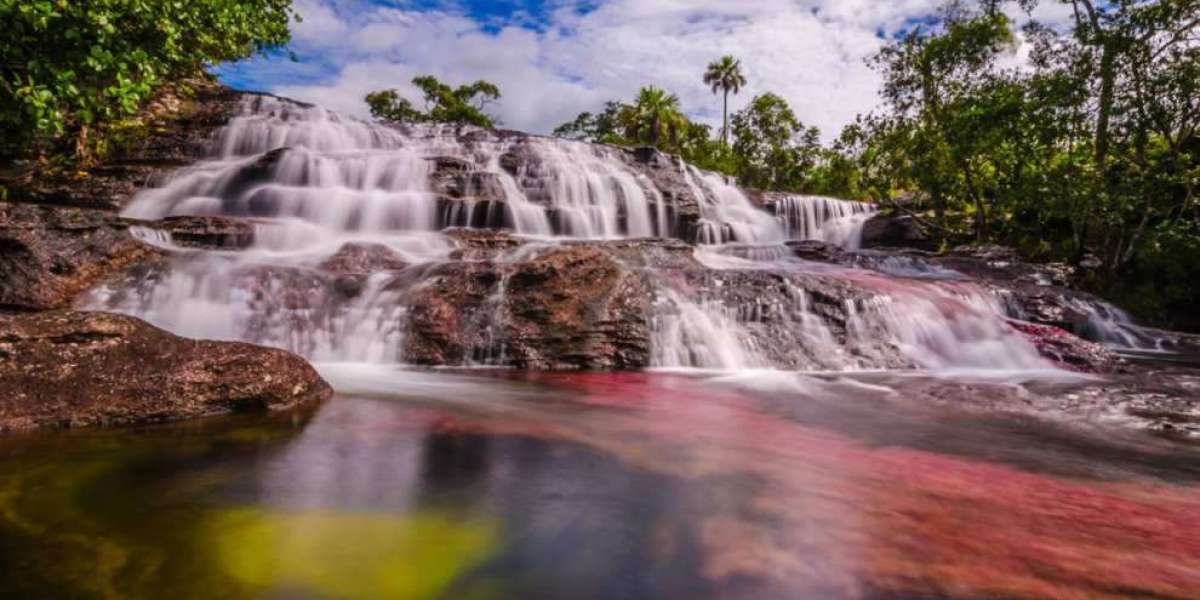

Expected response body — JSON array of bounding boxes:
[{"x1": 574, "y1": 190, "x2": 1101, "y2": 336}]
[{"x1": 0, "y1": 311, "x2": 331, "y2": 432}]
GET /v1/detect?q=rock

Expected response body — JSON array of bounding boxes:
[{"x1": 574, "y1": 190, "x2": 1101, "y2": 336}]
[
  {"x1": 446, "y1": 229, "x2": 524, "y2": 261},
  {"x1": 319, "y1": 242, "x2": 409, "y2": 298},
  {"x1": 438, "y1": 197, "x2": 514, "y2": 230},
  {"x1": 214, "y1": 147, "x2": 289, "y2": 204},
  {"x1": 401, "y1": 243, "x2": 654, "y2": 369},
  {"x1": 320, "y1": 242, "x2": 408, "y2": 274},
  {"x1": 430, "y1": 159, "x2": 507, "y2": 202},
  {"x1": 0, "y1": 203, "x2": 160, "y2": 310},
  {"x1": 0, "y1": 311, "x2": 331, "y2": 432},
  {"x1": 786, "y1": 240, "x2": 848, "y2": 263},
  {"x1": 502, "y1": 245, "x2": 654, "y2": 369},
  {"x1": 1008, "y1": 320, "x2": 1121, "y2": 372},
  {"x1": 860, "y1": 214, "x2": 935, "y2": 251},
  {"x1": 631, "y1": 146, "x2": 661, "y2": 164},
  {"x1": 156, "y1": 215, "x2": 256, "y2": 249},
  {"x1": 0, "y1": 81, "x2": 242, "y2": 211}
]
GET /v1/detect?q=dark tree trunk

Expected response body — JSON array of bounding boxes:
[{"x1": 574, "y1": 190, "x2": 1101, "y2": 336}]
[
  {"x1": 1095, "y1": 38, "x2": 1117, "y2": 168},
  {"x1": 722, "y1": 89, "x2": 729, "y2": 147}
]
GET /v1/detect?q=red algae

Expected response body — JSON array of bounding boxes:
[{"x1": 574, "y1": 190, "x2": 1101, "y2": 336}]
[{"x1": 455, "y1": 371, "x2": 1200, "y2": 599}]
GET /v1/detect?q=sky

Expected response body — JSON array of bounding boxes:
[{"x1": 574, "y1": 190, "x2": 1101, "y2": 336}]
[{"x1": 214, "y1": 0, "x2": 1076, "y2": 140}]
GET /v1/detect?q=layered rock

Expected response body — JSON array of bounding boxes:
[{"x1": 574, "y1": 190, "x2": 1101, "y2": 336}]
[
  {"x1": 0, "y1": 203, "x2": 160, "y2": 310},
  {"x1": 0, "y1": 82, "x2": 242, "y2": 211},
  {"x1": 860, "y1": 213, "x2": 935, "y2": 250},
  {"x1": 0, "y1": 311, "x2": 331, "y2": 432}
]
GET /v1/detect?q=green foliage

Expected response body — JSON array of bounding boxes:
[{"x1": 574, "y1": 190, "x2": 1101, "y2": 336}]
[
  {"x1": 364, "y1": 89, "x2": 425, "y2": 124},
  {"x1": 552, "y1": 100, "x2": 625, "y2": 144},
  {"x1": 829, "y1": 0, "x2": 1200, "y2": 327},
  {"x1": 730, "y1": 93, "x2": 822, "y2": 191},
  {"x1": 553, "y1": 86, "x2": 842, "y2": 195},
  {"x1": 703, "y1": 55, "x2": 748, "y2": 146},
  {"x1": 551, "y1": 0, "x2": 1198, "y2": 330},
  {"x1": 0, "y1": 0, "x2": 295, "y2": 163},
  {"x1": 366, "y1": 76, "x2": 501, "y2": 128},
  {"x1": 618, "y1": 86, "x2": 689, "y2": 147}
]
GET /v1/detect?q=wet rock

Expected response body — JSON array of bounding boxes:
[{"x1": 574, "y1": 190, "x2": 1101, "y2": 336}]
[
  {"x1": 217, "y1": 147, "x2": 289, "y2": 203},
  {"x1": 860, "y1": 214, "x2": 935, "y2": 251},
  {"x1": 941, "y1": 246, "x2": 1077, "y2": 287},
  {"x1": 427, "y1": 156, "x2": 472, "y2": 175},
  {"x1": 1008, "y1": 320, "x2": 1121, "y2": 372},
  {"x1": 786, "y1": 240, "x2": 847, "y2": 263},
  {"x1": 402, "y1": 244, "x2": 654, "y2": 369},
  {"x1": 0, "y1": 311, "x2": 331, "y2": 432},
  {"x1": 320, "y1": 242, "x2": 408, "y2": 274},
  {"x1": 157, "y1": 215, "x2": 256, "y2": 249},
  {"x1": 319, "y1": 242, "x2": 409, "y2": 298},
  {"x1": 445, "y1": 229, "x2": 524, "y2": 261},
  {"x1": 403, "y1": 262, "x2": 503, "y2": 365},
  {"x1": 745, "y1": 189, "x2": 789, "y2": 210},
  {"x1": 0, "y1": 203, "x2": 160, "y2": 310},
  {"x1": 502, "y1": 245, "x2": 654, "y2": 369},
  {"x1": 431, "y1": 161, "x2": 507, "y2": 202},
  {"x1": 438, "y1": 197, "x2": 514, "y2": 230}
]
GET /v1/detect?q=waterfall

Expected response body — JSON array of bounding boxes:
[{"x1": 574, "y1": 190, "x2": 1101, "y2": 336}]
[
  {"x1": 775, "y1": 195, "x2": 876, "y2": 249},
  {"x1": 649, "y1": 289, "x2": 763, "y2": 370},
  {"x1": 682, "y1": 165, "x2": 787, "y2": 245},
  {"x1": 84, "y1": 92, "x2": 1070, "y2": 374}
]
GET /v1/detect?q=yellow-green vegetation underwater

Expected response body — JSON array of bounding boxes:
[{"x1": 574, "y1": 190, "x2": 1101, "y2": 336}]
[{"x1": 0, "y1": 418, "x2": 501, "y2": 600}]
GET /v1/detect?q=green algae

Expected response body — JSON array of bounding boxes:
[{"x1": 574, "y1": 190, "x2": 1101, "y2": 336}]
[{"x1": 208, "y1": 507, "x2": 499, "y2": 600}]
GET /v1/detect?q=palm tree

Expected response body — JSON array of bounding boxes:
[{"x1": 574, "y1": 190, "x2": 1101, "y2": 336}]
[
  {"x1": 703, "y1": 55, "x2": 748, "y2": 147},
  {"x1": 621, "y1": 87, "x2": 687, "y2": 148}
]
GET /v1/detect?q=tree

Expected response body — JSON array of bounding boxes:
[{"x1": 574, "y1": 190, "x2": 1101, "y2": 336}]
[
  {"x1": 366, "y1": 76, "x2": 501, "y2": 128},
  {"x1": 870, "y1": 5, "x2": 1017, "y2": 239},
  {"x1": 618, "y1": 86, "x2": 689, "y2": 148},
  {"x1": 703, "y1": 56, "x2": 748, "y2": 147},
  {"x1": 552, "y1": 101, "x2": 626, "y2": 144},
  {"x1": 0, "y1": 0, "x2": 296, "y2": 163},
  {"x1": 730, "y1": 93, "x2": 822, "y2": 191},
  {"x1": 364, "y1": 89, "x2": 425, "y2": 124}
]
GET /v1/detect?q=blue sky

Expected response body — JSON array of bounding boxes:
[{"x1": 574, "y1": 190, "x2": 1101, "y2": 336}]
[{"x1": 213, "y1": 0, "x2": 1073, "y2": 138}]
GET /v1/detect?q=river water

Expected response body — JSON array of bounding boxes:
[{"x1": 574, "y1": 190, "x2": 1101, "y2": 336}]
[
  {"x1": 2, "y1": 94, "x2": 1197, "y2": 599},
  {"x1": 1, "y1": 365, "x2": 1197, "y2": 599}
]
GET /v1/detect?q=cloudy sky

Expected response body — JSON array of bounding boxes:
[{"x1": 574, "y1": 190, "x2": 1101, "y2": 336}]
[{"x1": 215, "y1": 0, "x2": 1072, "y2": 140}]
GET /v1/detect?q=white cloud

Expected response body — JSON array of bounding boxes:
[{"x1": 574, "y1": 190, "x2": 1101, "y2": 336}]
[{"x1": 254, "y1": 0, "x2": 1051, "y2": 140}]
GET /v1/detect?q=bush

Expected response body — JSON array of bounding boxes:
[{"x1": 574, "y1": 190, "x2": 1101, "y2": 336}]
[{"x1": 1, "y1": 0, "x2": 295, "y2": 163}]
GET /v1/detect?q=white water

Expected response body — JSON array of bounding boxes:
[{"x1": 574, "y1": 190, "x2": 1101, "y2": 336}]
[
  {"x1": 776, "y1": 195, "x2": 876, "y2": 250},
  {"x1": 86, "y1": 93, "x2": 1074, "y2": 376}
]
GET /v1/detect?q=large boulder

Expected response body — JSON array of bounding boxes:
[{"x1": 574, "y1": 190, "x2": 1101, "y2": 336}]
[
  {"x1": 0, "y1": 311, "x2": 332, "y2": 432},
  {"x1": 860, "y1": 214, "x2": 935, "y2": 251},
  {"x1": 0, "y1": 203, "x2": 160, "y2": 310},
  {"x1": 402, "y1": 243, "x2": 655, "y2": 369}
]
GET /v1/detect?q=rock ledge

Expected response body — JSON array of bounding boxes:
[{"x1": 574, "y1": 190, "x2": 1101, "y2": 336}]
[{"x1": 0, "y1": 311, "x2": 332, "y2": 432}]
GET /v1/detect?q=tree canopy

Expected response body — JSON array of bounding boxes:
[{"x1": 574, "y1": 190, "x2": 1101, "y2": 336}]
[
  {"x1": 548, "y1": 0, "x2": 1200, "y2": 328},
  {"x1": 703, "y1": 55, "x2": 748, "y2": 146},
  {"x1": 0, "y1": 0, "x2": 296, "y2": 163},
  {"x1": 366, "y1": 76, "x2": 501, "y2": 128}
]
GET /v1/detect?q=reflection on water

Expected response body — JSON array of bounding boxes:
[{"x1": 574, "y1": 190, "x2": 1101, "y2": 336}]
[{"x1": 1, "y1": 368, "x2": 1197, "y2": 599}]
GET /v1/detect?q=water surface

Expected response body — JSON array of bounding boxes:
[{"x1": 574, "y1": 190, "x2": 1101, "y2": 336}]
[{"x1": 2, "y1": 367, "x2": 1197, "y2": 599}]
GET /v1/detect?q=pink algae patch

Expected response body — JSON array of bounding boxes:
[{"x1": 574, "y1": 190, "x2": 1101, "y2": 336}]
[{"x1": 507, "y1": 371, "x2": 1200, "y2": 599}]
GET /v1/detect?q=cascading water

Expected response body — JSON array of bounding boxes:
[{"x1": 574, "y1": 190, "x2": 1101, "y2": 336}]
[
  {"x1": 776, "y1": 195, "x2": 876, "y2": 250},
  {"x1": 683, "y1": 165, "x2": 786, "y2": 245},
  {"x1": 85, "y1": 92, "x2": 1066, "y2": 375}
]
